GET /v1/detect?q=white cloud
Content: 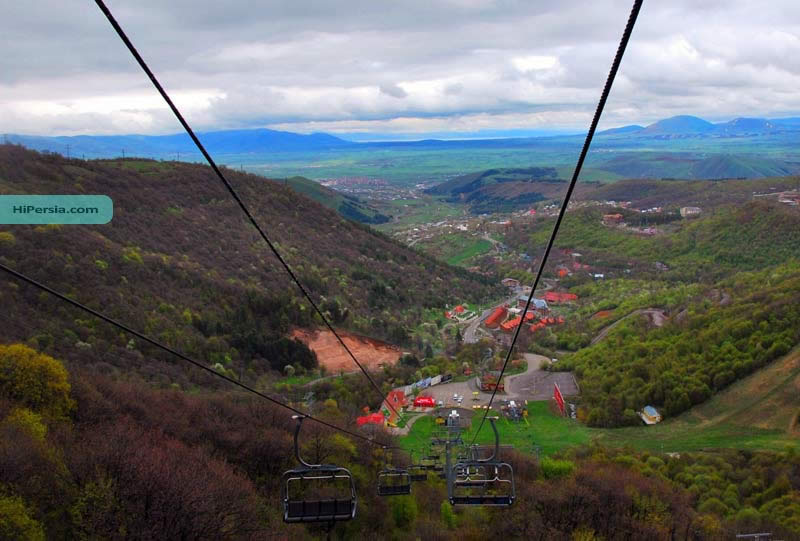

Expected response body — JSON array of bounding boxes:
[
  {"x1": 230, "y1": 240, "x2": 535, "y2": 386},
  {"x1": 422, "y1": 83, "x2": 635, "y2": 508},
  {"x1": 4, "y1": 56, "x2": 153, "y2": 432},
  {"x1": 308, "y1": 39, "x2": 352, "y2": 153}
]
[{"x1": 1, "y1": 0, "x2": 798, "y2": 136}]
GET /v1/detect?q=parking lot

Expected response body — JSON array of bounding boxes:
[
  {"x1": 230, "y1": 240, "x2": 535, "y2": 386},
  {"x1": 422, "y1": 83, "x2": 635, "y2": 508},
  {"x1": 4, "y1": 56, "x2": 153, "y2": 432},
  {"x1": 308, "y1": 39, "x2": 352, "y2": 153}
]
[{"x1": 411, "y1": 353, "x2": 579, "y2": 411}]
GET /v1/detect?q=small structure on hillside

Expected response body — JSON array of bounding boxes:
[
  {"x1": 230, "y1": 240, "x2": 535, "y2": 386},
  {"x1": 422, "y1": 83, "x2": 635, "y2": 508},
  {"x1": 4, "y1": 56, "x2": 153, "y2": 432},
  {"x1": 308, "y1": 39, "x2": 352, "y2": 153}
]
[
  {"x1": 544, "y1": 291, "x2": 578, "y2": 304},
  {"x1": 484, "y1": 306, "x2": 508, "y2": 329},
  {"x1": 357, "y1": 412, "x2": 386, "y2": 427},
  {"x1": 639, "y1": 406, "x2": 662, "y2": 425},
  {"x1": 517, "y1": 295, "x2": 548, "y2": 311},
  {"x1": 603, "y1": 213, "x2": 624, "y2": 225},
  {"x1": 385, "y1": 390, "x2": 408, "y2": 411},
  {"x1": 680, "y1": 206, "x2": 702, "y2": 218}
]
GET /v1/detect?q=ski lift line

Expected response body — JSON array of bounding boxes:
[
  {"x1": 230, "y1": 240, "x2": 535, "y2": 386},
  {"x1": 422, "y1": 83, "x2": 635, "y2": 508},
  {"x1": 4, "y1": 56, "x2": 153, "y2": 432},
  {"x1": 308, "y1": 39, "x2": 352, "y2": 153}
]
[
  {"x1": 0, "y1": 261, "x2": 398, "y2": 448},
  {"x1": 469, "y1": 0, "x2": 644, "y2": 447},
  {"x1": 92, "y1": 0, "x2": 400, "y2": 420}
]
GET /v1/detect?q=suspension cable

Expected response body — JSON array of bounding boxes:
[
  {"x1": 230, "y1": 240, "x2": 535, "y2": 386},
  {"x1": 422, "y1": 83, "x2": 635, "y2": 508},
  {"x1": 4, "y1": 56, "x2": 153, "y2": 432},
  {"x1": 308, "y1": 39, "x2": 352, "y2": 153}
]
[
  {"x1": 470, "y1": 0, "x2": 644, "y2": 446},
  {"x1": 92, "y1": 0, "x2": 399, "y2": 419}
]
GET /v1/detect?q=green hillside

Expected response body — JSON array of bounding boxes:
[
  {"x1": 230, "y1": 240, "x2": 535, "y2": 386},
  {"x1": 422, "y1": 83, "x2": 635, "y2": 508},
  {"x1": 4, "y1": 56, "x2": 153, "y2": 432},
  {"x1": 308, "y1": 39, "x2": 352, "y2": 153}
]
[
  {"x1": 283, "y1": 175, "x2": 390, "y2": 224},
  {"x1": 0, "y1": 145, "x2": 500, "y2": 390}
]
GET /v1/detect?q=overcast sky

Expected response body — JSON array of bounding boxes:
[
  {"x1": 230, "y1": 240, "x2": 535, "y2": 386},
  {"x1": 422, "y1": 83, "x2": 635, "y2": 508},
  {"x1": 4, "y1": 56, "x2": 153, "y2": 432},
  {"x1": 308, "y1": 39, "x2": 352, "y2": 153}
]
[{"x1": 2, "y1": 0, "x2": 799, "y2": 138}]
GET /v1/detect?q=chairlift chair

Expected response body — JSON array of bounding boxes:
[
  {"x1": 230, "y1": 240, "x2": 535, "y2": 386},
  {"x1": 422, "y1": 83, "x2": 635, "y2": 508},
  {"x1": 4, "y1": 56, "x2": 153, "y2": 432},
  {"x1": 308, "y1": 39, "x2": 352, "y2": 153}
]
[
  {"x1": 282, "y1": 416, "x2": 357, "y2": 523},
  {"x1": 408, "y1": 451, "x2": 428, "y2": 482},
  {"x1": 448, "y1": 417, "x2": 515, "y2": 507},
  {"x1": 377, "y1": 447, "x2": 411, "y2": 496}
]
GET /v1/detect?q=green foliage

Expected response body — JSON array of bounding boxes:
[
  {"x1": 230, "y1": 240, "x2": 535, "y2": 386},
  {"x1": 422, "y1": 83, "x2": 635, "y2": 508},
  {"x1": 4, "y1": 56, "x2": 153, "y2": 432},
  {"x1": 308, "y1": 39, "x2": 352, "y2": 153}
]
[
  {"x1": 4, "y1": 408, "x2": 47, "y2": 442},
  {"x1": 0, "y1": 231, "x2": 15, "y2": 245},
  {"x1": 390, "y1": 495, "x2": 417, "y2": 529},
  {"x1": 121, "y1": 246, "x2": 143, "y2": 264},
  {"x1": 539, "y1": 457, "x2": 576, "y2": 479},
  {"x1": 0, "y1": 344, "x2": 74, "y2": 418},
  {"x1": 563, "y1": 262, "x2": 800, "y2": 426},
  {"x1": 0, "y1": 494, "x2": 45, "y2": 541},
  {"x1": 440, "y1": 500, "x2": 457, "y2": 530}
]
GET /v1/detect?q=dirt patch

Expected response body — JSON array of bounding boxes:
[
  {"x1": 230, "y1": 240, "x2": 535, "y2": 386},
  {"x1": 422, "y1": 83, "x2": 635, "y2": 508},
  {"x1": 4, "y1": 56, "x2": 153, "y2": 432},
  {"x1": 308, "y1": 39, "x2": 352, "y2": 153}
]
[{"x1": 292, "y1": 328, "x2": 402, "y2": 373}]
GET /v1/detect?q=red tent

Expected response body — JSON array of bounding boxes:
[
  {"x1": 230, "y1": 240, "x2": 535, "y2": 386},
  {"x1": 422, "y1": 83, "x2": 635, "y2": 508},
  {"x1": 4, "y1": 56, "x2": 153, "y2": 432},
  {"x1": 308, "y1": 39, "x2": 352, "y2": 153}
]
[{"x1": 413, "y1": 396, "x2": 436, "y2": 408}]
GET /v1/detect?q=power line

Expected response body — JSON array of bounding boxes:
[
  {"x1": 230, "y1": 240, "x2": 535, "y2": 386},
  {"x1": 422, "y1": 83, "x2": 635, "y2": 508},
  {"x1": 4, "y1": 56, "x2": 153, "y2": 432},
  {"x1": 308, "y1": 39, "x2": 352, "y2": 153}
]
[
  {"x1": 470, "y1": 0, "x2": 644, "y2": 446},
  {"x1": 92, "y1": 0, "x2": 399, "y2": 419},
  {"x1": 0, "y1": 261, "x2": 389, "y2": 448}
]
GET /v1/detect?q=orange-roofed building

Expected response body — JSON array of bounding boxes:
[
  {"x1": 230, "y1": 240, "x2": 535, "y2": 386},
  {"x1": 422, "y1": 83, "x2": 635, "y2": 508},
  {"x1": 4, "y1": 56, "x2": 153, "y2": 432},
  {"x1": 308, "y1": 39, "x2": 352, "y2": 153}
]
[
  {"x1": 557, "y1": 267, "x2": 570, "y2": 278},
  {"x1": 544, "y1": 291, "x2": 579, "y2": 304},
  {"x1": 500, "y1": 316, "x2": 522, "y2": 332},
  {"x1": 603, "y1": 213, "x2": 624, "y2": 225},
  {"x1": 454, "y1": 305, "x2": 465, "y2": 314},
  {"x1": 385, "y1": 390, "x2": 408, "y2": 410},
  {"x1": 484, "y1": 306, "x2": 508, "y2": 328}
]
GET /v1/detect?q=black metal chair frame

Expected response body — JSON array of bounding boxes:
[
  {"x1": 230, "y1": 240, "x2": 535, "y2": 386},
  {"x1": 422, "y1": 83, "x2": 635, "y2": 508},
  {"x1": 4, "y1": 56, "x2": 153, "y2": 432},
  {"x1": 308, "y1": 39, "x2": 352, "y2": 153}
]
[
  {"x1": 448, "y1": 418, "x2": 515, "y2": 507},
  {"x1": 282, "y1": 416, "x2": 357, "y2": 523},
  {"x1": 377, "y1": 447, "x2": 412, "y2": 496},
  {"x1": 408, "y1": 451, "x2": 428, "y2": 482}
]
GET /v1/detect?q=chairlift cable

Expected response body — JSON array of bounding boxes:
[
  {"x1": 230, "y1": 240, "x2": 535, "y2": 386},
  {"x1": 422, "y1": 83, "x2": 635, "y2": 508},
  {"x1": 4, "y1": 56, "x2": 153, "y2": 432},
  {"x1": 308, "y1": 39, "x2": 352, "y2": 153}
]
[
  {"x1": 92, "y1": 0, "x2": 399, "y2": 419},
  {"x1": 469, "y1": 0, "x2": 644, "y2": 446}
]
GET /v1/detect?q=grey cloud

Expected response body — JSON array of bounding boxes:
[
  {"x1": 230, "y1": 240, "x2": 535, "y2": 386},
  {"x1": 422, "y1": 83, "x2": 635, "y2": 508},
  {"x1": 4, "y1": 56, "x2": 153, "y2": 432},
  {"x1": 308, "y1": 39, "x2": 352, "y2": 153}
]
[{"x1": 379, "y1": 84, "x2": 407, "y2": 99}]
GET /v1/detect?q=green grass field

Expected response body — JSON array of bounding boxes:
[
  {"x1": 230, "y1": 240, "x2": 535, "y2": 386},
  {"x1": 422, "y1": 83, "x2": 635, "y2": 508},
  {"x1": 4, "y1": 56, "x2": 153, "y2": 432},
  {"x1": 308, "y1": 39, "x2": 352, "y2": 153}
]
[
  {"x1": 400, "y1": 349, "x2": 800, "y2": 456},
  {"x1": 446, "y1": 239, "x2": 493, "y2": 266},
  {"x1": 594, "y1": 347, "x2": 800, "y2": 453},
  {"x1": 399, "y1": 402, "x2": 594, "y2": 457}
]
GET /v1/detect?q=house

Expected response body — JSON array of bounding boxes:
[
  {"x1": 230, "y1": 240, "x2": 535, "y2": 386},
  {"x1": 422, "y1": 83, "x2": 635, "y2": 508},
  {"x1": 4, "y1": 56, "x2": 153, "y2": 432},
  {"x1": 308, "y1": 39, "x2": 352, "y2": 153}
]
[
  {"x1": 500, "y1": 316, "x2": 522, "y2": 332},
  {"x1": 484, "y1": 306, "x2": 508, "y2": 329},
  {"x1": 556, "y1": 267, "x2": 570, "y2": 278},
  {"x1": 356, "y1": 412, "x2": 386, "y2": 426},
  {"x1": 517, "y1": 295, "x2": 548, "y2": 311},
  {"x1": 544, "y1": 291, "x2": 578, "y2": 304},
  {"x1": 603, "y1": 213, "x2": 624, "y2": 225},
  {"x1": 639, "y1": 406, "x2": 662, "y2": 425},
  {"x1": 385, "y1": 390, "x2": 408, "y2": 410},
  {"x1": 680, "y1": 206, "x2": 702, "y2": 218},
  {"x1": 454, "y1": 305, "x2": 465, "y2": 314},
  {"x1": 501, "y1": 278, "x2": 520, "y2": 288}
]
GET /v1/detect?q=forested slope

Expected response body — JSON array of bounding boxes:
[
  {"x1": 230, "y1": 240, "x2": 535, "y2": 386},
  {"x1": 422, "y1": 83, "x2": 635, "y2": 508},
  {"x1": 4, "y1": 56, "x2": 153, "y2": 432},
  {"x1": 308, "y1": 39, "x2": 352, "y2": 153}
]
[{"x1": 0, "y1": 145, "x2": 500, "y2": 389}]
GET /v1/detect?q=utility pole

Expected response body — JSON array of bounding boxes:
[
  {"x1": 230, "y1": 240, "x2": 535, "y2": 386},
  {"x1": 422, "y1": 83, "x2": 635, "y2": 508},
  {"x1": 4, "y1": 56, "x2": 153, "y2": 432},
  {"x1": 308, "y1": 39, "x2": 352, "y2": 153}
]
[
  {"x1": 66, "y1": 144, "x2": 70, "y2": 159},
  {"x1": 122, "y1": 148, "x2": 126, "y2": 159}
]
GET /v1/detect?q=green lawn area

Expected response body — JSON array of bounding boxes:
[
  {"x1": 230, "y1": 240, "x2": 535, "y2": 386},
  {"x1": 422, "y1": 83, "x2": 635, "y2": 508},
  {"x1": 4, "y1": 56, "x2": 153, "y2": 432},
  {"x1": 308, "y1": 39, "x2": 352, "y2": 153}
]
[
  {"x1": 399, "y1": 396, "x2": 798, "y2": 458},
  {"x1": 399, "y1": 401, "x2": 594, "y2": 457},
  {"x1": 446, "y1": 239, "x2": 493, "y2": 266}
]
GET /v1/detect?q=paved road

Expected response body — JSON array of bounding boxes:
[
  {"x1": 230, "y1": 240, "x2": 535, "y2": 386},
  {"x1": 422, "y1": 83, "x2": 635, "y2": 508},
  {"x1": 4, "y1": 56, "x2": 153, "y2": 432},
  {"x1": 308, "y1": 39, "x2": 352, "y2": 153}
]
[
  {"x1": 506, "y1": 353, "x2": 580, "y2": 399},
  {"x1": 590, "y1": 308, "x2": 666, "y2": 346}
]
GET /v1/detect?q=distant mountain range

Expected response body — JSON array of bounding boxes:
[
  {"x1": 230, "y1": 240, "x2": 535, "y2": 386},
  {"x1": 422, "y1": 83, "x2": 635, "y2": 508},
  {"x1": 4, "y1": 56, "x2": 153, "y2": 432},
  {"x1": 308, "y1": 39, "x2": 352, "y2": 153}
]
[
  {"x1": 598, "y1": 115, "x2": 800, "y2": 138},
  {"x1": 3, "y1": 128, "x2": 354, "y2": 158},
  {"x1": 6, "y1": 115, "x2": 800, "y2": 158}
]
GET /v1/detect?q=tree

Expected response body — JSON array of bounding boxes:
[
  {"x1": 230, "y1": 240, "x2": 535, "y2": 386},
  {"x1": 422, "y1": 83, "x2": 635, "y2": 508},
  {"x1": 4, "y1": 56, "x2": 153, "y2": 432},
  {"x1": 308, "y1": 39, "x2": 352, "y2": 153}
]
[
  {"x1": 0, "y1": 494, "x2": 45, "y2": 541},
  {"x1": 0, "y1": 344, "x2": 74, "y2": 419},
  {"x1": 390, "y1": 495, "x2": 417, "y2": 529}
]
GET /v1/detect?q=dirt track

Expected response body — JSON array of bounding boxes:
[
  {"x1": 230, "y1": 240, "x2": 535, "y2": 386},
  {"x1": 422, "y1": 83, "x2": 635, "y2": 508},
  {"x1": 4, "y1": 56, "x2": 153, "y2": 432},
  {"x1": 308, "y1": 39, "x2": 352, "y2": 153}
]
[{"x1": 291, "y1": 329, "x2": 402, "y2": 373}]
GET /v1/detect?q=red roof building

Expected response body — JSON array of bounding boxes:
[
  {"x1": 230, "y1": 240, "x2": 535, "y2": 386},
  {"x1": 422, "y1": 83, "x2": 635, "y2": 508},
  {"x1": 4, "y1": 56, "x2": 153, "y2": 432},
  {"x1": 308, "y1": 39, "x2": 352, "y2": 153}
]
[
  {"x1": 385, "y1": 390, "x2": 408, "y2": 410},
  {"x1": 544, "y1": 291, "x2": 579, "y2": 304},
  {"x1": 356, "y1": 412, "x2": 386, "y2": 426},
  {"x1": 454, "y1": 305, "x2": 465, "y2": 314},
  {"x1": 484, "y1": 306, "x2": 508, "y2": 329},
  {"x1": 500, "y1": 316, "x2": 522, "y2": 332}
]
